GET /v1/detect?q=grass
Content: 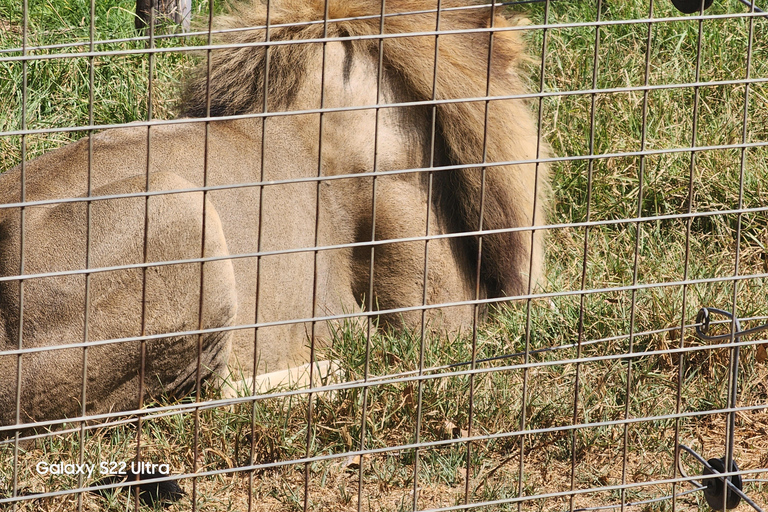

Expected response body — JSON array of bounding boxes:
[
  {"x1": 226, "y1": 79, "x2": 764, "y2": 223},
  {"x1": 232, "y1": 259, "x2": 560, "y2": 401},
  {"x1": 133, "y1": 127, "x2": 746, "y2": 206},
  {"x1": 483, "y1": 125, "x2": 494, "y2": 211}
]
[
  {"x1": 1, "y1": 0, "x2": 768, "y2": 510},
  {"x1": 0, "y1": 0, "x2": 200, "y2": 172}
]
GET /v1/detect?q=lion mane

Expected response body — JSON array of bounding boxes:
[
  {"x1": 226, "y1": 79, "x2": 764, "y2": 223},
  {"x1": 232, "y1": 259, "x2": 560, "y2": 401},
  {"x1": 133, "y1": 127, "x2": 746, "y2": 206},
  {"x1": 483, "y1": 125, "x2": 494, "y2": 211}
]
[{"x1": 182, "y1": 0, "x2": 549, "y2": 296}]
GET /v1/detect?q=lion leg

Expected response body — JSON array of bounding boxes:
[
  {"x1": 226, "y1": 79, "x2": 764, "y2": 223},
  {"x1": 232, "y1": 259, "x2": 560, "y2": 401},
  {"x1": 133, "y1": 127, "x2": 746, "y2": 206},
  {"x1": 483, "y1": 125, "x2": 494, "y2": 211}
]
[{"x1": 0, "y1": 172, "x2": 237, "y2": 430}]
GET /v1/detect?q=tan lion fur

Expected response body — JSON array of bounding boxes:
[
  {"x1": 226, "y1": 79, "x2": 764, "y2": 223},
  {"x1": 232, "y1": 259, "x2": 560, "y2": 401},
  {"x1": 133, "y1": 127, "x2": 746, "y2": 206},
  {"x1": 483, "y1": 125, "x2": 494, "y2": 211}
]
[
  {"x1": 0, "y1": 0, "x2": 548, "y2": 432},
  {"x1": 182, "y1": 0, "x2": 548, "y2": 294}
]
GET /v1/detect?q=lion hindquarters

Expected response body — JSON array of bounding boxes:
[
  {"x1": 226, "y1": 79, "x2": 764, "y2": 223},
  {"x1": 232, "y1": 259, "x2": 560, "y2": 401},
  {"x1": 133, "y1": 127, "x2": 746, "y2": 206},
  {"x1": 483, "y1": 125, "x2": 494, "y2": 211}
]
[{"x1": 0, "y1": 172, "x2": 237, "y2": 428}]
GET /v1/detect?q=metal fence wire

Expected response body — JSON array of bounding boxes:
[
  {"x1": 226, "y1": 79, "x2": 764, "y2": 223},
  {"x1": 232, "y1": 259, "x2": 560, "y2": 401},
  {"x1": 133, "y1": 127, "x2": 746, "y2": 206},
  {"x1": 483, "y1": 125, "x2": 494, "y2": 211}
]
[{"x1": 0, "y1": 0, "x2": 767, "y2": 510}]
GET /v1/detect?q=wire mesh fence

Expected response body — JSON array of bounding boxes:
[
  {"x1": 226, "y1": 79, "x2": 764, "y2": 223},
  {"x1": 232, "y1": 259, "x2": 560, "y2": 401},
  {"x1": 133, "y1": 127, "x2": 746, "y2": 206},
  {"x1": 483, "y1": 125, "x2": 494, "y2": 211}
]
[{"x1": 0, "y1": 0, "x2": 767, "y2": 510}]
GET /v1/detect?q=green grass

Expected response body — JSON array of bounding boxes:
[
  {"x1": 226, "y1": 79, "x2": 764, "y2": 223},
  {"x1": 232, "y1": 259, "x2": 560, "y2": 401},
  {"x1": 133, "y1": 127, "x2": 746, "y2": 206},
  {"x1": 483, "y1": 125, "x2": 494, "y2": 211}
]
[
  {"x1": 1, "y1": 0, "x2": 768, "y2": 510},
  {"x1": 0, "y1": 0, "x2": 201, "y2": 171}
]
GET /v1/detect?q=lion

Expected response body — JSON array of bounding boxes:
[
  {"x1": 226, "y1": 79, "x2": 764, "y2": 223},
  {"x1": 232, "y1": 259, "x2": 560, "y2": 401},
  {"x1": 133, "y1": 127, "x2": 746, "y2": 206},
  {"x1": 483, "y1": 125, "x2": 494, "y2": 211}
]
[{"x1": 0, "y1": 0, "x2": 548, "y2": 434}]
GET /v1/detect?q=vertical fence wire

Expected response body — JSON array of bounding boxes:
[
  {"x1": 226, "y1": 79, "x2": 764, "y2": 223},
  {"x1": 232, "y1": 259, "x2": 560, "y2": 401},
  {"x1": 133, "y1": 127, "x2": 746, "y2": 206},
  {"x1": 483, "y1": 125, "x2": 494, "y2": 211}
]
[
  {"x1": 413, "y1": 2, "x2": 443, "y2": 509},
  {"x1": 11, "y1": 2, "x2": 30, "y2": 510},
  {"x1": 708, "y1": 0, "x2": 759, "y2": 508},
  {"x1": 518, "y1": 0, "x2": 551, "y2": 507},
  {"x1": 249, "y1": 1, "x2": 272, "y2": 507},
  {"x1": 673, "y1": 5, "x2": 707, "y2": 512},
  {"x1": 570, "y1": 2, "x2": 602, "y2": 510},
  {"x1": 133, "y1": 4, "x2": 157, "y2": 508},
  {"x1": 357, "y1": 1, "x2": 387, "y2": 509},
  {"x1": 190, "y1": 1, "x2": 216, "y2": 510},
  {"x1": 620, "y1": 2, "x2": 655, "y2": 511},
  {"x1": 305, "y1": 2, "x2": 333, "y2": 509},
  {"x1": 463, "y1": 0, "x2": 498, "y2": 505},
  {"x1": 75, "y1": 0, "x2": 97, "y2": 509},
  {"x1": 250, "y1": 2, "x2": 272, "y2": 511}
]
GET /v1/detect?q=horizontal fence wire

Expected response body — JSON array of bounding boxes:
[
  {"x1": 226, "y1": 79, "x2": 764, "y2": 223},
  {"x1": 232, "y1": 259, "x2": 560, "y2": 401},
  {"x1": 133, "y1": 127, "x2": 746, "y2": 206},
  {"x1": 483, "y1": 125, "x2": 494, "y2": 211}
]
[{"x1": 2, "y1": 9, "x2": 767, "y2": 60}]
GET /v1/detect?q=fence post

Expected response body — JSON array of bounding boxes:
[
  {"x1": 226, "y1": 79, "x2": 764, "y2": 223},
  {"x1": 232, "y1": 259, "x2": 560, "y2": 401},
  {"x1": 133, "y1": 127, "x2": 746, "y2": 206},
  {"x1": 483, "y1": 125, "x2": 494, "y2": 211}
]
[{"x1": 135, "y1": 0, "x2": 191, "y2": 32}]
